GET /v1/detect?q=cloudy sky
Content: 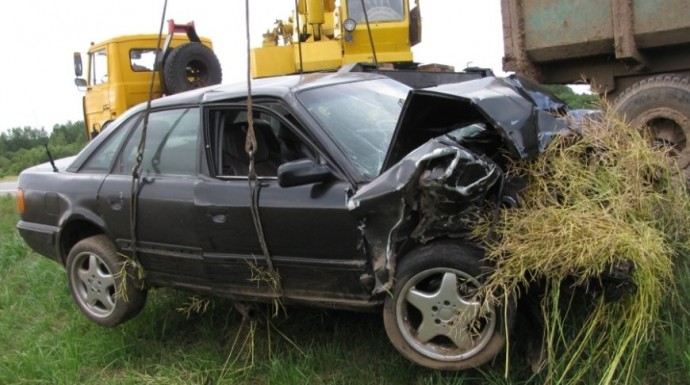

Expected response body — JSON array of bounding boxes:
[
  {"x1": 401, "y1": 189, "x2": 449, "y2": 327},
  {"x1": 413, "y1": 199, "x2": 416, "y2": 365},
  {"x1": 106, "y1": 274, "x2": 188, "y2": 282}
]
[{"x1": 0, "y1": 0, "x2": 504, "y2": 133}]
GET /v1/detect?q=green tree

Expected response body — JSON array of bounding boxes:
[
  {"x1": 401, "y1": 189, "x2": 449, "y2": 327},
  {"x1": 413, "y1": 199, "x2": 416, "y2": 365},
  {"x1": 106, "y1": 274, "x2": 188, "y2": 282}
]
[
  {"x1": 544, "y1": 84, "x2": 600, "y2": 109},
  {"x1": 0, "y1": 126, "x2": 48, "y2": 152},
  {"x1": 0, "y1": 121, "x2": 87, "y2": 176}
]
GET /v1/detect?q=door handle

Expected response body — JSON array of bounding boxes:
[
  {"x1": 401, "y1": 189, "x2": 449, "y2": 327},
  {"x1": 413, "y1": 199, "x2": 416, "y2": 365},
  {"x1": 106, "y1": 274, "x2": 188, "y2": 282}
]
[
  {"x1": 108, "y1": 194, "x2": 124, "y2": 210},
  {"x1": 206, "y1": 210, "x2": 228, "y2": 224}
]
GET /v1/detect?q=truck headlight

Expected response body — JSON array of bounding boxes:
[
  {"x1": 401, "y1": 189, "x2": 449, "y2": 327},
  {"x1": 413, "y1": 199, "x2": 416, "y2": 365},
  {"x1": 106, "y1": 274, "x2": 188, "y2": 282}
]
[{"x1": 343, "y1": 18, "x2": 357, "y2": 32}]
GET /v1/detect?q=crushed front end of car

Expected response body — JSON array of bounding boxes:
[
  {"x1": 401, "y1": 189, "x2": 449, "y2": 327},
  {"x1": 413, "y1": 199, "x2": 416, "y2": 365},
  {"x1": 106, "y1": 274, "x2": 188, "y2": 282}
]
[{"x1": 349, "y1": 74, "x2": 606, "y2": 293}]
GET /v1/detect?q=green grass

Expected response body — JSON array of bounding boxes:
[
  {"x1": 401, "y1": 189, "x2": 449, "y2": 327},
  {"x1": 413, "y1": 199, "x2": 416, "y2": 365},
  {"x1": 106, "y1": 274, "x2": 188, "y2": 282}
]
[{"x1": 2, "y1": 187, "x2": 689, "y2": 385}]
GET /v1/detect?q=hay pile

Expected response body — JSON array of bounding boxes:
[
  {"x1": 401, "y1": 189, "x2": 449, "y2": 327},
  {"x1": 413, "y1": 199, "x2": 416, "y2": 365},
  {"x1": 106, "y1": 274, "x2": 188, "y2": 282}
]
[{"x1": 476, "y1": 110, "x2": 690, "y2": 384}]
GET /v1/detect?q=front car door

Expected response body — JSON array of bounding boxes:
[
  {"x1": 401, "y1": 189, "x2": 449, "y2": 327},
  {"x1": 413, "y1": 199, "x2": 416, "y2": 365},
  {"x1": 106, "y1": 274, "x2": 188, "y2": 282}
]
[{"x1": 197, "y1": 103, "x2": 371, "y2": 305}]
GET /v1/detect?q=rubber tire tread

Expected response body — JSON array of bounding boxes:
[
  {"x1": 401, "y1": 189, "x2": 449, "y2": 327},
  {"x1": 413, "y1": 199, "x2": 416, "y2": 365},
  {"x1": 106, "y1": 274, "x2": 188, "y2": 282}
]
[
  {"x1": 66, "y1": 235, "x2": 147, "y2": 327},
  {"x1": 163, "y1": 42, "x2": 222, "y2": 95},
  {"x1": 382, "y1": 242, "x2": 511, "y2": 371},
  {"x1": 612, "y1": 74, "x2": 690, "y2": 173}
]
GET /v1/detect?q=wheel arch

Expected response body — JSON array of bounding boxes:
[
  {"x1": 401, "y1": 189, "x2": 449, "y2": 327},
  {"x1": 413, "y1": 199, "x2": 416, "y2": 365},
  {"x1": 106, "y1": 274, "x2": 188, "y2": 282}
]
[
  {"x1": 57, "y1": 218, "x2": 109, "y2": 264},
  {"x1": 393, "y1": 239, "x2": 487, "y2": 275}
]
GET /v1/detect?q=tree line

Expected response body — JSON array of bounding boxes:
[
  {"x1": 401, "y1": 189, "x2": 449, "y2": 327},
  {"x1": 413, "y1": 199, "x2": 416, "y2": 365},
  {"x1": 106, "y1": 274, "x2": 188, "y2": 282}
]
[{"x1": 0, "y1": 121, "x2": 86, "y2": 177}]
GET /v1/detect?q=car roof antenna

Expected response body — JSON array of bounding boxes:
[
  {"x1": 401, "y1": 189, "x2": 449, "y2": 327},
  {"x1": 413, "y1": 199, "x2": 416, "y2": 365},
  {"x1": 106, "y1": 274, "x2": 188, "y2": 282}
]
[{"x1": 44, "y1": 143, "x2": 58, "y2": 172}]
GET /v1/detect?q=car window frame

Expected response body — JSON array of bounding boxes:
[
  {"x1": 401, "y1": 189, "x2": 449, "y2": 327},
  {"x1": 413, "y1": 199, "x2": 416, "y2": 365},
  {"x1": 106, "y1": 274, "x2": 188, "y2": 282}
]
[
  {"x1": 75, "y1": 113, "x2": 143, "y2": 174},
  {"x1": 112, "y1": 106, "x2": 203, "y2": 177},
  {"x1": 201, "y1": 101, "x2": 344, "y2": 183}
]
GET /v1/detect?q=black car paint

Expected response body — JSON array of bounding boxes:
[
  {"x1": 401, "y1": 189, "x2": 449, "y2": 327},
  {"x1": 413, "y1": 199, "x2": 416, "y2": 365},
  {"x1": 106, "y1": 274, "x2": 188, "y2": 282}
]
[{"x1": 17, "y1": 72, "x2": 576, "y2": 309}]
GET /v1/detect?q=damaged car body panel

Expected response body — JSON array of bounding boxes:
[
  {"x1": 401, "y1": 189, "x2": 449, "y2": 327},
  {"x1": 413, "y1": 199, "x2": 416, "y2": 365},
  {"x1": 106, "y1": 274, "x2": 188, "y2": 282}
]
[
  {"x1": 351, "y1": 75, "x2": 573, "y2": 293},
  {"x1": 383, "y1": 75, "x2": 570, "y2": 172}
]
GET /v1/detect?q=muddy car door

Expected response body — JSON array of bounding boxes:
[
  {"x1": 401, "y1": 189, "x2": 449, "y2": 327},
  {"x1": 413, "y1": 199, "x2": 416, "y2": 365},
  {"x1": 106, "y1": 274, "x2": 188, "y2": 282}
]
[{"x1": 98, "y1": 107, "x2": 208, "y2": 288}]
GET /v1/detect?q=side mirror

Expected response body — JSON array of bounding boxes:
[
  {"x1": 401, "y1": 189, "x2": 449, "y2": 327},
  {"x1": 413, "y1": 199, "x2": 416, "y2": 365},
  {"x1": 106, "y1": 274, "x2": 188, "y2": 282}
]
[
  {"x1": 277, "y1": 159, "x2": 332, "y2": 187},
  {"x1": 73, "y1": 52, "x2": 83, "y2": 77},
  {"x1": 74, "y1": 78, "x2": 87, "y2": 88}
]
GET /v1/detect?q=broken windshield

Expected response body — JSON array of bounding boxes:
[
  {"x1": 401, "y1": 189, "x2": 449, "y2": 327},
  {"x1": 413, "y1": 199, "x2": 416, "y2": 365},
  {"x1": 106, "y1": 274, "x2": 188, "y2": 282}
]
[{"x1": 298, "y1": 78, "x2": 410, "y2": 177}]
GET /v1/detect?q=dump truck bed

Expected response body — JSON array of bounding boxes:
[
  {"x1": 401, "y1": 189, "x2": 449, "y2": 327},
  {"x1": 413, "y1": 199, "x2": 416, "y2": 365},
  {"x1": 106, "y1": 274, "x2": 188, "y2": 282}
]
[{"x1": 501, "y1": 0, "x2": 690, "y2": 94}]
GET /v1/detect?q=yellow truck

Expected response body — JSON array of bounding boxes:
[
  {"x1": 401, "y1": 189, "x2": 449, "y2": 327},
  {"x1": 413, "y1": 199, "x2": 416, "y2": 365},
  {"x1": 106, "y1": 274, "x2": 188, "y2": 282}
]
[{"x1": 73, "y1": 21, "x2": 221, "y2": 140}]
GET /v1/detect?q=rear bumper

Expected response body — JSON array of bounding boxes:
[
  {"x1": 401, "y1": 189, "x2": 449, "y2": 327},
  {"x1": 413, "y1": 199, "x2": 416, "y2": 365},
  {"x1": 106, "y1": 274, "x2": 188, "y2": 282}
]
[{"x1": 16, "y1": 220, "x2": 62, "y2": 263}]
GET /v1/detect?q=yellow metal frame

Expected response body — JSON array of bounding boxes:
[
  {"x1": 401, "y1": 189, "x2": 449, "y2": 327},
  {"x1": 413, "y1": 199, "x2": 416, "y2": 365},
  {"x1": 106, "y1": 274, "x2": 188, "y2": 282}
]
[{"x1": 251, "y1": 0, "x2": 415, "y2": 79}]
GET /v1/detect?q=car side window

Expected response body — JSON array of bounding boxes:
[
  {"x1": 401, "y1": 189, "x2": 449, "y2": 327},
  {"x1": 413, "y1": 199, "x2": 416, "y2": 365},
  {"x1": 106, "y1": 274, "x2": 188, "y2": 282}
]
[
  {"x1": 117, "y1": 108, "x2": 200, "y2": 176},
  {"x1": 207, "y1": 107, "x2": 316, "y2": 178},
  {"x1": 80, "y1": 117, "x2": 137, "y2": 173}
]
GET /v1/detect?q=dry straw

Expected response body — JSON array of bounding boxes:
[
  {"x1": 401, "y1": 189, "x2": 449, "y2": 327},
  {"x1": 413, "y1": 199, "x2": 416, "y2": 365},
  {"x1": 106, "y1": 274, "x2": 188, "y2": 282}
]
[{"x1": 475, "y1": 108, "x2": 690, "y2": 384}]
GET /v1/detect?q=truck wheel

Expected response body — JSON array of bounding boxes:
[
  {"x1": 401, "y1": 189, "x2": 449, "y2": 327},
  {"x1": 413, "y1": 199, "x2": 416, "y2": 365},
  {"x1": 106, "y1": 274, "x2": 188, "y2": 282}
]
[
  {"x1": 163, "y1": 42, "x2": 222, "y2": 95},
  {"x1": 66, "y1": 235, "x2": 147, "y2": 327},
  {"x1": 613, "y1": 74, "x2": 690, "y2": 174},
  {"x1": 383, "y1": 242, "x2": 511, "y2": 370}
]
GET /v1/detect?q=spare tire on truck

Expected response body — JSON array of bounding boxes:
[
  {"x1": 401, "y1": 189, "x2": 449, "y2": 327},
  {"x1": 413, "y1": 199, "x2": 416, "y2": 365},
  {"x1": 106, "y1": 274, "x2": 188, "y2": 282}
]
[
  {"x1": 163, "y1": 42, "x2": 222, "y2": 95},
  {"x1": 613, "y1": 74, "x2": 690, "y2": 176}
]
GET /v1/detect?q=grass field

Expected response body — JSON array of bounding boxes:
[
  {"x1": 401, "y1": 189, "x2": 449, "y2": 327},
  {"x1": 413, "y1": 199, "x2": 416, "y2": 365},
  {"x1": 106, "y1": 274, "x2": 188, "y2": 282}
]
[
  {"x1": 0, "y1": 175, "x2": 18, "y2": 182},
  {"x1": 1, "y1": 194, "x2": 688, "y2": 384}
]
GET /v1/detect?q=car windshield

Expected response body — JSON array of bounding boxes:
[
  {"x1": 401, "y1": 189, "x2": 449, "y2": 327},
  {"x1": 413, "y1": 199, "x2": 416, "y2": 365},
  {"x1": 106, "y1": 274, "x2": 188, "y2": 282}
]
[{"x1": 298, "y1": 78, "x2": 410, "y2": 177}]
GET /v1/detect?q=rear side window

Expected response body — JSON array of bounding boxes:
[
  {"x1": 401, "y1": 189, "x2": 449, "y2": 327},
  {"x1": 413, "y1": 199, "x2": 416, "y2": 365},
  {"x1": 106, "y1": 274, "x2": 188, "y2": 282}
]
[
  {"x1": 80, "y1": 117, "x2": 137, "y2": 173},
  {"x1": 117, "y1": 108, "x2": 200, "y2": 176}
]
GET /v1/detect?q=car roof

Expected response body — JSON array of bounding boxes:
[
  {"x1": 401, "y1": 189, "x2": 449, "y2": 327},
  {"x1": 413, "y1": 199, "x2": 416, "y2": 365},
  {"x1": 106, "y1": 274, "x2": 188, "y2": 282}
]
[{"x1": 145, "y1": 71, "x2": 392, "y2": 109}]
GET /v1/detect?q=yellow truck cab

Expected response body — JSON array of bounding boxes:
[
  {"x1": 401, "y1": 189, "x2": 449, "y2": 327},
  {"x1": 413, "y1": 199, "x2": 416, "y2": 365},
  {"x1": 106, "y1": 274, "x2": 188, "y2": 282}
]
[{"x1": 74, "y1": 22, "x2": 220, "y2": 140}]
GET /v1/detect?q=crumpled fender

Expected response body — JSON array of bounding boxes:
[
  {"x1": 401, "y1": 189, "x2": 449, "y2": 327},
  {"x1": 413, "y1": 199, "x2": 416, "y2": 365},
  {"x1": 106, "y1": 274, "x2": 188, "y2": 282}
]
[{"x1": 348, "y1": 138, "x2": 501, "y2": 293}]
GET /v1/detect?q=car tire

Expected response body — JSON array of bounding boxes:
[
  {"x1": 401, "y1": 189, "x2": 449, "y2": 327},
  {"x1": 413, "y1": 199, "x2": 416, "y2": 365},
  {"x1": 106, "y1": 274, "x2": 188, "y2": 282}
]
[
  {"x1": 612, "y1": 74, "x2": 690, "y2": 176},
  {"x1": 383, "y1": 242, "x2": 511, "y2": 370},
  {"x1": 66, "y1": 235, "x2": 147, "y2": 327},
  {"x1": 163, "y1": 42, "x2": 222, "y2": 95}
]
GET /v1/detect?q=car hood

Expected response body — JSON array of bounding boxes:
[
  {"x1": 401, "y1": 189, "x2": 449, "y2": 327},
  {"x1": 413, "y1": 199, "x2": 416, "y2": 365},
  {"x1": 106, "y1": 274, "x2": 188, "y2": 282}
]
[{"x1": 381, "y1": 75, "x2": 570, "y2": 173}]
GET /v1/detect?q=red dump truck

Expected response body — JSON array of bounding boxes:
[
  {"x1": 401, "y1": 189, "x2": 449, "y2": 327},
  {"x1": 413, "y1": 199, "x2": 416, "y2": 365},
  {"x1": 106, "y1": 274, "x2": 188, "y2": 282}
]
[{"x1": 501, "y1": 0, "x2": 690, "y2": 173}]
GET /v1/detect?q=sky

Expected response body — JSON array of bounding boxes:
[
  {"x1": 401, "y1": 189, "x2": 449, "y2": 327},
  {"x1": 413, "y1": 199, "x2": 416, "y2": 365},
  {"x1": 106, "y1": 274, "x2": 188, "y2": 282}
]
[{"x1": 0, "y1": 0, "x2": 504, "y2": 133}]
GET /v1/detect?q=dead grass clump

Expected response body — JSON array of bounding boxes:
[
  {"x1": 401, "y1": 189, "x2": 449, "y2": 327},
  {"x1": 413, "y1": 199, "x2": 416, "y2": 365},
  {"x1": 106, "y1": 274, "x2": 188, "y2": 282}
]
[{"x1": 476, "y1": 109, "x2": 690, "y2": 384}]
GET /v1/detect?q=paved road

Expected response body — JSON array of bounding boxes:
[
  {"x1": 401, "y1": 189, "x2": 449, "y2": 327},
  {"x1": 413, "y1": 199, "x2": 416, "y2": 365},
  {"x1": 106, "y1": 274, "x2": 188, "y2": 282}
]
[{"x1": 0, "y1": 181, "x2": 18, "y2": 196}]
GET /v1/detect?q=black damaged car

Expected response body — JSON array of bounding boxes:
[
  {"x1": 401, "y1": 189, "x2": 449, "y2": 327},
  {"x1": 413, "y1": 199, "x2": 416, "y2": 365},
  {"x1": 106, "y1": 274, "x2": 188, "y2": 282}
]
[{"x1": 17, "y1": 72, "x2": 582, "y2": 370}]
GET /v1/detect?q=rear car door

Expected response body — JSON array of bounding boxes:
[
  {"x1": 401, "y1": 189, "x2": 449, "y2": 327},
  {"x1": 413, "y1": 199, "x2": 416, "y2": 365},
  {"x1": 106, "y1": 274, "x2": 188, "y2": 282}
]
[{"x1": 97, "y1": 107, "x2": 208, "y2": 289}]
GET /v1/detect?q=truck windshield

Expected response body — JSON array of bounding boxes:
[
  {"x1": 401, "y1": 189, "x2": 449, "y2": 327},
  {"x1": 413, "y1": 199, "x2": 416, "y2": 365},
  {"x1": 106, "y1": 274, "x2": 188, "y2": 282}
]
[
  {"x1": 298, "y1": 78, "x2": 410, "y2": 177},
  {"x1": 347, "y1": 0, "x2": 405, "y2": 22}
]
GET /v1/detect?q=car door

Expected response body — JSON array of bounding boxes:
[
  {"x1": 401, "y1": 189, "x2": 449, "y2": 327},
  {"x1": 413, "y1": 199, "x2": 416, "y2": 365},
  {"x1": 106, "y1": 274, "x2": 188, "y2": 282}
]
[
  {"x1": 198, "y1": 104, "x2": 370, "y2": 303},
  {"x1": 97, "y1": 107, "x2": 208, "y2": 289}
]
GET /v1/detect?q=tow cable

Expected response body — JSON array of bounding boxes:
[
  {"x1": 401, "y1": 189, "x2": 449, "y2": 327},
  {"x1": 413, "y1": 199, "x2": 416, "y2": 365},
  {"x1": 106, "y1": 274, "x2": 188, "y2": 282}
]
[
  {"x1": 129, "y1": 0, "x2": 169, "y2": 265},
  {"x1": 244, "y1": 0, "x2": 283, "y2": 298},
  {"x1": 128, "y1": 0, "x2": 282, "y2": 300}
]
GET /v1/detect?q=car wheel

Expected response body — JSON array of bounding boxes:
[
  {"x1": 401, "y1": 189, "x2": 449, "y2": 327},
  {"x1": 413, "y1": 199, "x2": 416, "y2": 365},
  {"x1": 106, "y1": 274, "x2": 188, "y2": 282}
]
[
  {"x1": 66, "y1": 235, "x2": 147, "y2": 327},
  {"x1": 383, "y1": 243, "x2": 510, "y2": 370}
]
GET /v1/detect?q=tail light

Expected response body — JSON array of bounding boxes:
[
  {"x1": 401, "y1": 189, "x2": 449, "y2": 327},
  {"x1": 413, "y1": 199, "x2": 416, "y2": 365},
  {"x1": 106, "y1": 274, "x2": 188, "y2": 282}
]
[{"x1": 16, "y1": 188, "x2": 25, "y2": 214}]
